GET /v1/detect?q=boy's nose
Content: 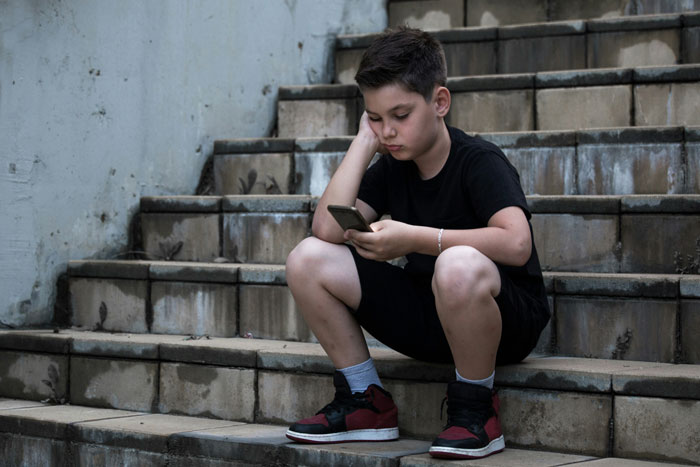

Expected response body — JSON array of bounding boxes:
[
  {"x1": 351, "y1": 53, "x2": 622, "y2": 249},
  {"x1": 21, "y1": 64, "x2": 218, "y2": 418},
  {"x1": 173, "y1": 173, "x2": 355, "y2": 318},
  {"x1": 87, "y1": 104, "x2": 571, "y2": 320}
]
[{"x1": 382, "y1": 124, "x2": 396, "y2": 139}]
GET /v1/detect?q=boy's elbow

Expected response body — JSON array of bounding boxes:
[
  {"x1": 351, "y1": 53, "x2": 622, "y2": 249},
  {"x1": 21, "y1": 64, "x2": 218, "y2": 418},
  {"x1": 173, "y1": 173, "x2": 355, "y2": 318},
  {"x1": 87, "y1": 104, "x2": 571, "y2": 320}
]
[{"x1": 512, "y1": 235, "x2": 532, "y2": 267}]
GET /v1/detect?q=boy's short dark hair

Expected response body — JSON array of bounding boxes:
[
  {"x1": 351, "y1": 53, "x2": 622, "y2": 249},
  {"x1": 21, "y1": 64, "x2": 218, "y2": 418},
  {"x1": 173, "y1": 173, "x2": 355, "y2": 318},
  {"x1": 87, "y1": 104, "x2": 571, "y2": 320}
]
[{"x1": 354, "y1": 27, "x2": 447, "y2": 102}]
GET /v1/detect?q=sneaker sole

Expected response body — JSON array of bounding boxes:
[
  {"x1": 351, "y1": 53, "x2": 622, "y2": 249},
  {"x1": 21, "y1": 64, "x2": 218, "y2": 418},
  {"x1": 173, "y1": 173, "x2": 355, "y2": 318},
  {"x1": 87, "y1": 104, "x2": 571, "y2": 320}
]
[
  {"x1": 286, "y1": 427, "x2": 399, "y2": 444},
  {"x1": 428, "y1": 435, "x2": 505, "y2": 459}
]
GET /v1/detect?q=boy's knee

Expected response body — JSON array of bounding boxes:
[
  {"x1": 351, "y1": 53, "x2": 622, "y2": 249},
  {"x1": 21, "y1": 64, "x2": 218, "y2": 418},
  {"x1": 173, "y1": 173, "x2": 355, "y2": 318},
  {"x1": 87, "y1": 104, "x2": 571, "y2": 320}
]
[
  {"x1": 432, "y1": 246, "x2": 500, "y2": 302},
  {"x1": 286, "y1": 237, "x2": 323, "y2": 275}
]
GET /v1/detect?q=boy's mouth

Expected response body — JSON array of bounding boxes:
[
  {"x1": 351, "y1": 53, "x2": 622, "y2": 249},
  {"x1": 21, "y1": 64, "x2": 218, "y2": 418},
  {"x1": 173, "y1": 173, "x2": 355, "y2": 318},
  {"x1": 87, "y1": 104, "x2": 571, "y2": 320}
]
[{"x1": 385, "y1": 145, "x2": 402, "y2": 152}]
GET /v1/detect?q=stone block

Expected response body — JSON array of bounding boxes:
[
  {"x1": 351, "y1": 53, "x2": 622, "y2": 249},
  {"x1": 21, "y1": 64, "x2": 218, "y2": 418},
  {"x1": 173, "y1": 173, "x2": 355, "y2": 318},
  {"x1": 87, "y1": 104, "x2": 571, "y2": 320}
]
[
  {"x1": 149, "y1": 261, "x2": 239, "y2": 283},
  {"x1": 549, "y1": 0, "x2": 624, "y2": 21},
  {"x1": 238, "y1": 264, "x2": 287, "y2": 285},
  {"x1": 159, "y1": 363, "x2": 256, "y2": 421},
  {"x1": 614, "y1": 396, "x2": 700, "y2": 464},
  {"x1": 223, "y1": 213, "x2": 310, "y2": 264},
  {"x1": 448, "y1": 90, "x2": 534, "y2": 132},
  {"x1": 682, "y1": 299, "x2": 700, "y2": 364},
  {"x1": 151, "y1": 282, "x2": 237, "y2": 337},
  {"x1": 536, "y1": 85, "x2": 632, "y2": 130},
  {"x1": 214, "y1": 153, "x2": 294, "y2": 195},
  {"x1": 70, "y1": 356, "x2": 158, "y2": 412},
  {"x1": 502, "y1": 147, "x2": 576, "y2": 195},
  {"x1": 0, "y1": 351, "x2": 68, "y2": 401},
  {"x1": 239, "y1": 285, "x2": 313, "y2": 342},
  {"x1": 554, "y1": 272, "x2": 679, "y2": 298},
  {"x1": 530, "y1": 214, "x2": 619, "y2": 272},
  {"x1": 466, "y1": 0, "x2": 547, "y2": 26},
  {"x1": 284, "y1": 439, "x2": 431, "y2": 466},
  {"x1": 499, "y1": 388, "x2": 612, "y2": 456},
  {"x1": 73, "y1": 444, "x2": 163, "y2": 466},
  {"x1": 0, "y1": 433, "x2": 67, "y2": 467},
  {"x1": 140, "y1": 196, "x2": 221, "y2": 213},
  {"x1": 69, "y1": 278, "x2": 148, "y2": 333},
  {"x1": 688, "y1": 142, "x2": 700, "y2": 194},
  {"x1": 257, "y1": 371, "x2": 334, "y2": 425},
  {"x1": 621, "y1": 214, "x2": 700, "y2": 273},
  {"x1": 334, "y1": 48, "x2": 364, "y2": 85},
  {"x1": 613, "y1": 362, "x2": 700, "y2": 399},
  {"x1": 277, "y1": 99, "x2": 359, "y2": 138},
  {"x1": 401, "y1": 449, "x2": 595, "y2": 466},
  {"x1": 555, "y1": 296, "x2": 677, "y2": 362},
  {"x1": 141, "y1": 213, "x2": 220, "y2": 262},
  {"x1": 577, "y1": 143, "x2": 684, "y2": 194},
  {"x1": 442, "y1": 41, "x2": 497, "y2": 77},
  {"x1": 214, "y1": 138, "x2": 295, "y2": 155},
  {"x1": 68, "y1": 259, "x2": 151, "y2": 280},
  {"x1": 169, "y1": 423, "x2": 290, "y2": 465},
  {"x1": 293, "y1": 151, "x2": 344, "y2": 196},
  {"x1": 381, "y1": 379, "x2": 444, "y2": 439},
  {"x1": 684, "y1": 26, "x2": 700, "y2": 63},
  {"x1": 388, "y1": 0, "x2": 464, "y2": 29},
  {"x1": 0, "y1": 329, "x2": 71, "y2": 354},
  {"x1": 0, "y1": 404, "x2": 139, "y2": 439},
  {"x1": 69, "y1": 331, "x2": 182, "y2": 360},
  {"x1": 635, "y1": 82, "x2": 700, "y2": 126},
  {"x1": 533, "y1": 296, "x2": 554, "y2": 354},
  {"x1": 498, "y1": 34, "x2": 586, "y2": 74},
  {"x1": 588, "y1": 29, "x2": 680, "y2": 68}
]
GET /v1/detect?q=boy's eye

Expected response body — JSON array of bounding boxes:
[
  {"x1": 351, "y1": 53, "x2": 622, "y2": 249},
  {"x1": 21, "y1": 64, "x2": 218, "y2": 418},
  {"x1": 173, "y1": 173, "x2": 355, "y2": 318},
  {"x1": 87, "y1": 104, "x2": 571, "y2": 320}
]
[
  {"x1": 368, "y1": 116, "x2": 381, "y2": 122},
  {"x1": 395, "y1": 113, "x2": 409, "y2": 120}
]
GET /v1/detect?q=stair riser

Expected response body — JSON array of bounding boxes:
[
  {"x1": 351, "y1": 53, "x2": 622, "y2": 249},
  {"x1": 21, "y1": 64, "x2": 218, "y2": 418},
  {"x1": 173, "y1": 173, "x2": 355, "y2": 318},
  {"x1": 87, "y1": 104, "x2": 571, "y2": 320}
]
[
  {"x1": 137, "y1": 209, "x2": 700, "y2": 274},
  {"x1": 387, "y1": 0, "x2": 700, "y2": 30},
  {"x1": 279, "y1": 82, "x2": 700, "y2": 136},
  {"x1": 337, "y1": 16, "x2": 698, "y2": 83},
  {"x1": 215, "y1": 139, "x2": 699, "y2": 196},
  {"x1": 66, "y1": 276, "x2": 700, "y2": 363},
  {"x1": 2, "y1": 352, "x2": 699, "y2": 463}
]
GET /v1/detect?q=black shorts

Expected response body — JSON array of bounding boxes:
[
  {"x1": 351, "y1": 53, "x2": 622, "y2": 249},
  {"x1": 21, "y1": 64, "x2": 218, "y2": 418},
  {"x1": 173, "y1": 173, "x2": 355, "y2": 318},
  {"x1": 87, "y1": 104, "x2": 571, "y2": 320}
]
[{"x1": 348, "y1": 246, "x2": 550, "y2": 366}]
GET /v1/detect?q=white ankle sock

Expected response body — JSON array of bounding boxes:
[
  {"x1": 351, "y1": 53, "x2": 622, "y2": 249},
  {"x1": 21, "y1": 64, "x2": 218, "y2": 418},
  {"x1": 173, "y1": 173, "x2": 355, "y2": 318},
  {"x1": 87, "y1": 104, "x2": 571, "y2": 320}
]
[
  {"x1": 455, "y1": 369, "x2": 495, "y2": 389},
  {"x1": 339, "y1": 358, "x2": 382, "y2": 393}
]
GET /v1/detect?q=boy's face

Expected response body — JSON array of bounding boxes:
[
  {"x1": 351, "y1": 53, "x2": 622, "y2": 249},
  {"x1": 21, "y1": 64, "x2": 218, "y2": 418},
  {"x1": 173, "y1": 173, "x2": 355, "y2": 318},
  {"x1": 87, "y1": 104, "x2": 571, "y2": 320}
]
[{"x1": 363, "y1": 83, "x2": 446, "y2": 163}]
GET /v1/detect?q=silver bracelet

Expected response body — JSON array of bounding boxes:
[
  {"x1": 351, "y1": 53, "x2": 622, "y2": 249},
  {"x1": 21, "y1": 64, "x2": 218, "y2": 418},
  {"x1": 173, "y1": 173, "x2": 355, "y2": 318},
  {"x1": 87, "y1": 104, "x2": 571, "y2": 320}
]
[{"x1": 438, "y1": 228, "x2": 444, "y2": 254}]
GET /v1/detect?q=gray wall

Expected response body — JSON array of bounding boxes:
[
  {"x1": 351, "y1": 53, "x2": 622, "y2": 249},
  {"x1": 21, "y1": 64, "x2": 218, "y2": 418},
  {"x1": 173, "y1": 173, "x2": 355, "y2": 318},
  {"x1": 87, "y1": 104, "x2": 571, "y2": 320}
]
[{"x1": 0, "y1": 0, "x2": 386, "y2": 327}]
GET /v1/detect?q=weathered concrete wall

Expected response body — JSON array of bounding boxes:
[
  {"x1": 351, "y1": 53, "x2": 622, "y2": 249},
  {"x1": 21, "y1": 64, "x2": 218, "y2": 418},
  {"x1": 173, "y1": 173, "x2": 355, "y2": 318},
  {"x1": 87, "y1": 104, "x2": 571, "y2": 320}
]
[{"x1": 0, "y1": 0, "x2": 387, "y2": 326}]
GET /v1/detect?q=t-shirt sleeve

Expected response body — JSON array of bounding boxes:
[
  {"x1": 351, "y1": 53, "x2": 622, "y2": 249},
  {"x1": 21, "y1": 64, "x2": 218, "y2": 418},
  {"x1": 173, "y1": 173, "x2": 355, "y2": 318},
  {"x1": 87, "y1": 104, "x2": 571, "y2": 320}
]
[
  {"x1": 357, "y1": 155, "x2": 389, "y2": 217},
  {"x1": 464, "y1": 145, "x2": 531, "y2": 224}
]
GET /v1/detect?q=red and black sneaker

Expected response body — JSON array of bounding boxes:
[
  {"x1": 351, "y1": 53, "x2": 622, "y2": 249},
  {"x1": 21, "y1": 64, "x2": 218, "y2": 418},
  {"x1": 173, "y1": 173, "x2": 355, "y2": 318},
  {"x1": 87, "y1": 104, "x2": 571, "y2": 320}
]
[
  {"x1": 429, "y1": 381, "x2": 505, "y2": 459},
  {"x1": 285, "y1": 371, "x2": 399, "y2": 443}
]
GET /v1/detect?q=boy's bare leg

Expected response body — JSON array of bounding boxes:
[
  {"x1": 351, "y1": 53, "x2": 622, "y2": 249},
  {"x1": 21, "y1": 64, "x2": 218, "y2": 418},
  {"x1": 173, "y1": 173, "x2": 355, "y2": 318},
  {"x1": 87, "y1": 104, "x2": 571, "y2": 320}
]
[
  {"x1": 432, "y1": 246, "x2": 502, "y2": 380},
  {"x1": 286, "y1": 236, "x2": 370, "y2": 369}
]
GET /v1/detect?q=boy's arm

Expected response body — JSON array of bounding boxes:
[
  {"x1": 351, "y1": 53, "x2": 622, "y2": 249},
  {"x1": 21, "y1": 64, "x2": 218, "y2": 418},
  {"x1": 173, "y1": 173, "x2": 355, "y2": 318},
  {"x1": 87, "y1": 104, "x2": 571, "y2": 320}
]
[
  {"x1": 313, "y1": 113, "x2": 380, "y2": 244},
  {"x1": 348, "y1": 206, "x2": 532, "y2": 267}
]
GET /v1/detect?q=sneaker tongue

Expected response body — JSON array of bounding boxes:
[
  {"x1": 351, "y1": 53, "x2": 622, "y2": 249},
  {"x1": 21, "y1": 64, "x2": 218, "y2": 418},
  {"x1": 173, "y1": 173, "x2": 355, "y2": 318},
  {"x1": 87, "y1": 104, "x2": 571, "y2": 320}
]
[{"x1": 332, "y1": 370, "x2": 353, "y2": 396}]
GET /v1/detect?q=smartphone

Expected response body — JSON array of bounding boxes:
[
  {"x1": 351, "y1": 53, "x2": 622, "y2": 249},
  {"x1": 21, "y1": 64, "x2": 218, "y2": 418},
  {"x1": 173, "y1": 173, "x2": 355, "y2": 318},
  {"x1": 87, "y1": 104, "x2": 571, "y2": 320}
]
[{"x1": 327, "y1": 205, "x2": 373, "y2": 232}]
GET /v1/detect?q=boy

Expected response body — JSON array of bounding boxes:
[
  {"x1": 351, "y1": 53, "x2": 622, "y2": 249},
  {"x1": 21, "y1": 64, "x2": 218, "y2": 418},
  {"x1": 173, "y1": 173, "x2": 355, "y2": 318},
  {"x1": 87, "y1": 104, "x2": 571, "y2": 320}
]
[{"x1": 284, "y1": 27, "x2": 550, "y2": 460}]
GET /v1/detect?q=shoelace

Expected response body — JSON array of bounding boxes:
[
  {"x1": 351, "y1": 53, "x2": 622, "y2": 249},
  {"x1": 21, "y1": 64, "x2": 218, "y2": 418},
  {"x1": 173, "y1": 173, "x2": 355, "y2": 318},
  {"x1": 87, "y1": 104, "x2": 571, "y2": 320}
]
[
  {"x1": 439, "y1": 396, "x2": 491, "y2": 429},
  {"x1": 317, "y1": 390, "x2": 377, "y2": 416}
]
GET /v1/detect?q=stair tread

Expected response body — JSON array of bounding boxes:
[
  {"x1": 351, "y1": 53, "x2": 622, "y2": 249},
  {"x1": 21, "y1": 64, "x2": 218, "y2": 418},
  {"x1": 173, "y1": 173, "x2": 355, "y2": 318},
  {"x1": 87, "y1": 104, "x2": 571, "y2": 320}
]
[
  {"x1": 1, "y1": 329, "x2": 698, "y2": 399},
  {"x1": 0, "y1": 397, "x2": 695, "y2": 466},
  {"x1": 337, "y1": 11, "x2": 697, "y2": 46}
]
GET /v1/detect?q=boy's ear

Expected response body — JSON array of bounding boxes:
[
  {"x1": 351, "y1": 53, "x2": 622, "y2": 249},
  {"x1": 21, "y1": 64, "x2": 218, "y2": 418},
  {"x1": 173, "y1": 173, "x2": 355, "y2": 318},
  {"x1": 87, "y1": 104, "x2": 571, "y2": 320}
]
[{"x1": 433, "y1": 86, "x2": 451, "y2": 117}]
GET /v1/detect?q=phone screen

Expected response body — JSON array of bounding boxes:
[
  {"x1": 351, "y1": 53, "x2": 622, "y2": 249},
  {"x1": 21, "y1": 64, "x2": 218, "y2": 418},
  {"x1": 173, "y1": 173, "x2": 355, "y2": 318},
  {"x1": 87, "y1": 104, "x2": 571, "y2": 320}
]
[{"x1": 327, "y1": 205, "x2": 373, "y2": 232}]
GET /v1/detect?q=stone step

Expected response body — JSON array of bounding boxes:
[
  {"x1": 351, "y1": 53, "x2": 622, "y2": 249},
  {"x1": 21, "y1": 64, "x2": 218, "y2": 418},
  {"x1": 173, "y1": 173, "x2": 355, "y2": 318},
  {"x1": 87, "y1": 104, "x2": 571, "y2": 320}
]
[
  {"x1": 387, "y1": 0, "x2": 700, "y2": 30},
  {"x1": 66, "y1": 259, "x2": 700, "y2": 363},
  {"x1": 212, "y1": 126, "x2": 700, "y2": 197},
  {"x1": 2, "y1": 401, "x2": 697, "y2": 467},
  {"x1": 135, "y1": 194, "x2": 700, "y2": 274},
  {"x1": 281, "y1": 64, "x2": 700, "y2": 136},
  {"x1": 336, "y1": 11, "x2": 700, "y2": 83},
  {"x1": 1, "y1": 330, "x2": 698, "y2": 464}
]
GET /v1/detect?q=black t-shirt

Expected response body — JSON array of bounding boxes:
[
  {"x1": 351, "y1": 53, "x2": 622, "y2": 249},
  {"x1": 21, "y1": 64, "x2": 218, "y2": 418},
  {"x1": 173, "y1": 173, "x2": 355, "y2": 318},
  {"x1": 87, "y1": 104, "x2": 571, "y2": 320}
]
[{"x1": 358, "y1": 125, "x2": 546, "y2": 299}]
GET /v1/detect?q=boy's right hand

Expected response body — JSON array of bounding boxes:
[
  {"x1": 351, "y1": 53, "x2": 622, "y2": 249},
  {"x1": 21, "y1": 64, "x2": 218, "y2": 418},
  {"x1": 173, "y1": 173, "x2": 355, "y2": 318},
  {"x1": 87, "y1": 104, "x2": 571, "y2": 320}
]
[{"x1": 357, "y1": 112, "x2": 386, "y2": 155}]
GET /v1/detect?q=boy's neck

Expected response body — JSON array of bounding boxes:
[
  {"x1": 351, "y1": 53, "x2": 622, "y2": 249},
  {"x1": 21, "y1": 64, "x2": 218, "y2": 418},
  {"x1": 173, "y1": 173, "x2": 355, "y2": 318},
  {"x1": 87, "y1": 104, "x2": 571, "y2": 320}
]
[{"x1": 414, "y1": 121, "x2": 451, "y2": 180}]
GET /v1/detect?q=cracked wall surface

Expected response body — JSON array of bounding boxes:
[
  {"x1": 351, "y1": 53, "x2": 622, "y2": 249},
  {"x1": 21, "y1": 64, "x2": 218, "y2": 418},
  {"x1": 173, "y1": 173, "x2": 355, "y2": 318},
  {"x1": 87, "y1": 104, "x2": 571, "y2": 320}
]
[{"x1": 0, "y1": 0, "x2": 387, "y2": 326}]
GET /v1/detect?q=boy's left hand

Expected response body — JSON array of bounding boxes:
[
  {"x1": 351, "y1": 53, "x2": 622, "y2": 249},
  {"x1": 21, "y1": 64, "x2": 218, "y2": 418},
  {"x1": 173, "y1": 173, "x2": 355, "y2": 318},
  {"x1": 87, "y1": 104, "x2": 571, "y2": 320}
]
[{"x1": 345, "y1": 219, "x2": 413, "y2": 261}]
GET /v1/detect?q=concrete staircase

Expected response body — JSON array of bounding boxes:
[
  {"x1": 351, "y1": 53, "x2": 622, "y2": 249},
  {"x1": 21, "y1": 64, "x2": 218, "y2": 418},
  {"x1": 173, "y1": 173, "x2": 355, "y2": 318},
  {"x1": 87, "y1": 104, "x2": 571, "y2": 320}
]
[{"x1": 2, "y1": 1, "x2": 700, "y2": 465}]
